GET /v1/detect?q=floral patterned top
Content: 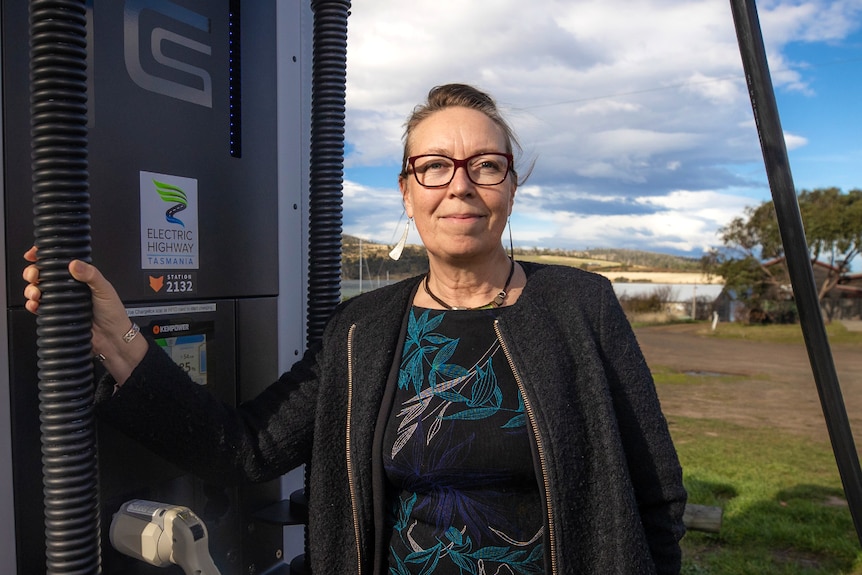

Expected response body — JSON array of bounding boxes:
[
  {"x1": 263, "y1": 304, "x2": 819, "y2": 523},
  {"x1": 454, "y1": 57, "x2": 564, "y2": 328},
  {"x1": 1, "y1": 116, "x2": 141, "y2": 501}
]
[{"x1": 383, "y1": 307, "x2": 544, "y2": 574}]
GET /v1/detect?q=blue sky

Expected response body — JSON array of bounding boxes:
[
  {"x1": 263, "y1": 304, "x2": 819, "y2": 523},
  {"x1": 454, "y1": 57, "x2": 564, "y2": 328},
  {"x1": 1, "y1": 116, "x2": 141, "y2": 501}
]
[{"x1": 341, "y1": 0, "x2": 862, "y2": 260}]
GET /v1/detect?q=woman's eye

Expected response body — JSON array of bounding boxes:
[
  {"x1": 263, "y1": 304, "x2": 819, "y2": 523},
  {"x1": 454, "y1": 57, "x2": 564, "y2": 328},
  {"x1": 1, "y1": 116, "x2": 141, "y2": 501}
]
[
  {"x1": 475, "y1": 158, "x2": 502, "y2": 171},
  {"x1": 417, "y1": 158, "x2": 450, "y2": 173}
]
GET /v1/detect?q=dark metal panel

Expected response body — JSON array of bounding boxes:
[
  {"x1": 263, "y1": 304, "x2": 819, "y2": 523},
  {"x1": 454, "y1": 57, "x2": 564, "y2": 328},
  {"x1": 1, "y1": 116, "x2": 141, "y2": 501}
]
[{"x1": 3, "y1": 0, "x2": 280, "y2": 304}]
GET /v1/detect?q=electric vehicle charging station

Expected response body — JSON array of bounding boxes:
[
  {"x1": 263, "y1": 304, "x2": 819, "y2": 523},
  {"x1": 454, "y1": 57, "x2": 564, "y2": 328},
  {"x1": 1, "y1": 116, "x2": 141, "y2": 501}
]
[{"x1": 0, "y1": 0, "x2": 345, "y2": 572}]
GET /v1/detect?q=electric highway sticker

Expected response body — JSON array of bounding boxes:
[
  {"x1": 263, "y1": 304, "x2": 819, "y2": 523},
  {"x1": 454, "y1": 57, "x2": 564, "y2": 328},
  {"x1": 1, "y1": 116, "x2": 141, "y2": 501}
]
[{"x1": 140, "y1": 171, "x2": 199, "y2": 270}]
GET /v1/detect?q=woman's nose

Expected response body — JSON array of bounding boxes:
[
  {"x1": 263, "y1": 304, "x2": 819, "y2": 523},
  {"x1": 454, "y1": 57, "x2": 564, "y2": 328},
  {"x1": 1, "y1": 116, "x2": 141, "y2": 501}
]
[{"x1": 448, "y1": 165, "x2": 474, "y2": 196}]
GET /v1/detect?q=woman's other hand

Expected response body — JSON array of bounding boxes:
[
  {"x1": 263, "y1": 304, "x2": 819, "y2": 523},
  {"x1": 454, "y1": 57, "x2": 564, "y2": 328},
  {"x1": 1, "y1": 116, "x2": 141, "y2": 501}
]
[{"x1": 23, "y1": 246, "x2": 148, "y2": 385}]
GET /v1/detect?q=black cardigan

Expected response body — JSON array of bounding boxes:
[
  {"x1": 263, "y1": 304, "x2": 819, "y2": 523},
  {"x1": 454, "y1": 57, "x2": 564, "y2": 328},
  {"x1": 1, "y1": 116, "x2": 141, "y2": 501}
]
[{"x1": 96, "y1": 261, "x2": 687, "y2": 574}]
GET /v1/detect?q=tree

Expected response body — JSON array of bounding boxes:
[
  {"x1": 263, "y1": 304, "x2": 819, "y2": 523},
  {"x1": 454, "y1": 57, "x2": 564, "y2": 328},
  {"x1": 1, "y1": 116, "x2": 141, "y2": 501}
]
[
  {"x1": 799, "y1": 188, "x2": 862, "y2": 299},
  {"x1": 704, "y1": 187, "x2": 861, "y2": 322}
]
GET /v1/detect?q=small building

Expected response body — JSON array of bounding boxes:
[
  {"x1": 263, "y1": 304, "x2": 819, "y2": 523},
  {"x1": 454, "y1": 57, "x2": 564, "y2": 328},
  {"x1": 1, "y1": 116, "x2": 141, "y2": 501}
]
[
  {"x1": 722, "y1": 257, "x2": 862, "y2": 323},
  {"x1": 612, "y1": 282, "x2": 725, "y2": 321}
]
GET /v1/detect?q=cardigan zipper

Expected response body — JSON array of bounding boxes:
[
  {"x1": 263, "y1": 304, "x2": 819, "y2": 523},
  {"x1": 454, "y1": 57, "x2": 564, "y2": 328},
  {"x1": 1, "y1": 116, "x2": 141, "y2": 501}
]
[
  {"x1": 346, "y1": 324, "x2": 363, "y2": 574},
  {"x1": 494, "y1": 320, "x2": 559, "y2": 575}
]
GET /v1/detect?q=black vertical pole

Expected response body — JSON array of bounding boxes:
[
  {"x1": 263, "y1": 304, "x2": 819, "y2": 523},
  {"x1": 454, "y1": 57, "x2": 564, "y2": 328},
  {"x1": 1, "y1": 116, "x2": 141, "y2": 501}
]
[{"x1": 729, "y1": 0, "x2": 862, "y2": 546}]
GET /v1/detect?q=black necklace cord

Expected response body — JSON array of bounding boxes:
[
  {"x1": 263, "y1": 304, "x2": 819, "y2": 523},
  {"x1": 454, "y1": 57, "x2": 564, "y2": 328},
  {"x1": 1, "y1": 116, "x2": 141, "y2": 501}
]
[{"x1": 424, "y1": 257, "x2": 515, "y2": 310}]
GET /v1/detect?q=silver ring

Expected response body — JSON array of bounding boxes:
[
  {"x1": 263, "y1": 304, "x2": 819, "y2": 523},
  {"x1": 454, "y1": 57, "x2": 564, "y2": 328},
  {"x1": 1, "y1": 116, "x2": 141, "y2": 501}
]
[
  {"x1": 123, "y1": 322, "x2": 140, "y2": 344},
  {"x1": 95, "y1": 353, "x2": 106, "y2": 362}
]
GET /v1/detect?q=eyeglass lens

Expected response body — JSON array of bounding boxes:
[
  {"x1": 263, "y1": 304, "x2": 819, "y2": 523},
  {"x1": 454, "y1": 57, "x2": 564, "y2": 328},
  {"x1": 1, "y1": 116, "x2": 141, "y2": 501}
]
[{"x1": 412, "y1": 153, "x2": 510, "y2": 187}]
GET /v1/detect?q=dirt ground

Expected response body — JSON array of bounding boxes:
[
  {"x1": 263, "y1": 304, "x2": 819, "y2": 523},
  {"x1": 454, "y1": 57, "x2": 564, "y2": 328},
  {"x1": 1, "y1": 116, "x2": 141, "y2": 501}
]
[{"x1": 634, "y1": 322, "x2": 862, "y2": 447}]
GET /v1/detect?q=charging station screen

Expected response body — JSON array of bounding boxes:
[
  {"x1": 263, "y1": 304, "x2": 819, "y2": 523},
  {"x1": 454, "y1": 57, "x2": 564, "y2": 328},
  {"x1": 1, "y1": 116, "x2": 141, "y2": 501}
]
[
  {"x1": 145, "y1": 318, "x2": 215, "y2": 387},
  {"x1": 156, "y1": 334, "x2": 207, "y2": 386}
]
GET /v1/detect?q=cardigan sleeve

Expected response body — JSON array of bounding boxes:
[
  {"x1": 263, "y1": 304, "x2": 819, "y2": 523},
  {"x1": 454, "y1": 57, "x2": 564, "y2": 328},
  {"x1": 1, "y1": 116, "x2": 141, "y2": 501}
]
[
  {"x1": 597, "y1": 283, "x2": 688, "y2": 575},
  {"x1": 95, "y1": 336, "x2": 322, "y2": 485}
]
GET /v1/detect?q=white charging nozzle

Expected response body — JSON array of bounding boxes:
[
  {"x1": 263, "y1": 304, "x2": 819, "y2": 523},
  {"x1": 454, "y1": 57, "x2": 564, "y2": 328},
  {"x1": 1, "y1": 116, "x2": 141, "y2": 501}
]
[{"x1": 110, "y1": 499, "x2": 221, "y2": 575}]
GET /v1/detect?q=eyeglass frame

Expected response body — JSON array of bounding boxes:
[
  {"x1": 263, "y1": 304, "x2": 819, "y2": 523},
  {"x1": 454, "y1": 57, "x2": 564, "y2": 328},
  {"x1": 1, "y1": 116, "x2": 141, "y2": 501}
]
[{"x1": 402, "y1": 152, "x2": 514, "y2": 188}]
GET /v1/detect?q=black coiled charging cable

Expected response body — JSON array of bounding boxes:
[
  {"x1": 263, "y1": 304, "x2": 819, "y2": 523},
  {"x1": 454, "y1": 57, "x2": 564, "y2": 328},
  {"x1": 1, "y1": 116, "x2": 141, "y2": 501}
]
[{"x1": 30, "y1": 0, "x2": 99, "y2": 573}]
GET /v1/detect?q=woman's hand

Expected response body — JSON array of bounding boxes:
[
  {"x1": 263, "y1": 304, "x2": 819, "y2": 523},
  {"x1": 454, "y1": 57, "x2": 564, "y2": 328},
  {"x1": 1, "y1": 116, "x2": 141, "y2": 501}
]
[{"x1": 23, "y1": 247, "x2": 148, "y2": 385}]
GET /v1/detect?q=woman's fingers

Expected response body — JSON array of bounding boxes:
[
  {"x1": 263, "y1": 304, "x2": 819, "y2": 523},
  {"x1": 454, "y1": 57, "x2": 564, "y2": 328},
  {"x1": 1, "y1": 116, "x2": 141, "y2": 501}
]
[
  {"x1": 68, "y1": 259, "x2": 124, "y2": 311},
  {"x1": 24, "y1": 246, "x2": 37, "y2": 263},
  {"x1": 23, "y1": 249, "x2": 41, "y2": 314}
]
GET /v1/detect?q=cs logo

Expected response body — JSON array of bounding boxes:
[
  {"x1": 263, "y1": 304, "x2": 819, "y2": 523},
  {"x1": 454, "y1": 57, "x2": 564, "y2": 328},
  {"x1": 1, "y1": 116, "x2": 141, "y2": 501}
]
[{"x1": 124, "y1": 0, "x2": 213, "y2": 108}]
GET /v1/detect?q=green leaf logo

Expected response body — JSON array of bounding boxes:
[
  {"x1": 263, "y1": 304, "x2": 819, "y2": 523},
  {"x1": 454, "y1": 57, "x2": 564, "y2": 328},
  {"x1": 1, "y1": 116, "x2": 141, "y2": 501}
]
[{"x1": 154, "y1": 179, "x2": 188, "y2": 227}]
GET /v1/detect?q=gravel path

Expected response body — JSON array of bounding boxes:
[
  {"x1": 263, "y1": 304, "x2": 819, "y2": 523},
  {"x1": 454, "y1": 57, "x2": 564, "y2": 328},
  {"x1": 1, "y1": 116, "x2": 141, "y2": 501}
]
[{"x1": 634, "y1": 323, "x2": 862, "y2": 447}]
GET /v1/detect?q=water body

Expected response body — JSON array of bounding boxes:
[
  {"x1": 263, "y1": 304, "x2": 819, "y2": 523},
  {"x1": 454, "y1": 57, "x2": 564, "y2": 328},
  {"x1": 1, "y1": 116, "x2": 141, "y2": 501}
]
[{"x1": 342, "y1": 279, "x2": 724, "y2": 302}]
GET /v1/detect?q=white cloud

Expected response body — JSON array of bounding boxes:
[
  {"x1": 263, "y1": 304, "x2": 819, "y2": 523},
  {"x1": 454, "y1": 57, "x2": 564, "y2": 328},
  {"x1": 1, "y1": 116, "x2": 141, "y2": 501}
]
[
  {"x1": 342, "y1": 0, "x2": 861, "y2": 254},
  {"x1": 508, "y1": 188, "x2": 754, "y2": 254},
  {"x1": 783, "y1": 132, "x2": 809, "y2": 150}
]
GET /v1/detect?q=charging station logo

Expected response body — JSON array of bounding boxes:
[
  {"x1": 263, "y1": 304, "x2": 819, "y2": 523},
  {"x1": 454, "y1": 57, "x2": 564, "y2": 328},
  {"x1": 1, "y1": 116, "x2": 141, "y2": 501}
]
[
  {"x1": 155, "y1": 180, "x2": 188, "y2": 227},
  {"x1": 124, "y1": 0, "x2": 213, "y2": 108},
  {"x1": 140, "y1": 171, "x2": 199, "y2": 270}
]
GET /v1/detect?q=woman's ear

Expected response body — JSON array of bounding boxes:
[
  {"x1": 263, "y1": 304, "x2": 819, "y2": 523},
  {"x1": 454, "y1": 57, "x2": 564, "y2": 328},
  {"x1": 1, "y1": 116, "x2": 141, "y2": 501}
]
[{"x1": 399, "y1": 176, "x2": 413, "y2": 218}]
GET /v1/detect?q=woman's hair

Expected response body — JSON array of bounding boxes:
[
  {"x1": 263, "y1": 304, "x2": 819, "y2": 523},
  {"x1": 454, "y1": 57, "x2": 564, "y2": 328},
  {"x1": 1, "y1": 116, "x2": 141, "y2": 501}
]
[{"x1": 400, "y1": 83, "x2": 526, "y2": 184}]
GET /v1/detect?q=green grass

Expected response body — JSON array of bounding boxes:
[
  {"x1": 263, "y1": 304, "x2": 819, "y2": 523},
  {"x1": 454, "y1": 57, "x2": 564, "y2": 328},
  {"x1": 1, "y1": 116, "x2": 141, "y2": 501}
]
[
  {"x1": 666, "y1": 414, "x2": 862, "y2": 574},
  {"x1": 705, "y1": 321, "x2": 862, "y2": 345},
  {"x1": 651, "y1": 365, "x2": 768, "y2": 386}
]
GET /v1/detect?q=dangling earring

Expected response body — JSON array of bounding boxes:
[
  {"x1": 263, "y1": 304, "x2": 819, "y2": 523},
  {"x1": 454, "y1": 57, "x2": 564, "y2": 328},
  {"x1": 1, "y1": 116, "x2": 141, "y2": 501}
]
[
  {"x1": 507, "y1": 218, "x2": 514, "y2": 259},
  {"x1": 389, "y1": 217, "x2": 412, "y2": 260}
]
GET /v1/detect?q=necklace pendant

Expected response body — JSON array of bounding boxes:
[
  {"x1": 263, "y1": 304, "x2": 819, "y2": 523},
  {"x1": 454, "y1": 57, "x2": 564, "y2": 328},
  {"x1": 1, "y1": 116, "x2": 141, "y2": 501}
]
[
  {"x1": 423, "y1": 257, "x2": 516, "y2": 311},
  {"x1": 492, "y1": 290, "x2": 506, "y2": 307}
]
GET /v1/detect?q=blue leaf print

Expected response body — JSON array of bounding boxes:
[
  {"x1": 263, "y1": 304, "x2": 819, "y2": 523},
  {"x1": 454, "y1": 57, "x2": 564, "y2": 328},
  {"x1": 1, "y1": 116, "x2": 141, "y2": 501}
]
[
  {"x1": 405, "y1": 309, "x2": 444, "y2": 354},
  {"x1": 448, "y1": 549, "x2": 477, "y2": 574},
  {"x1": 433, "y1": 390, "x2": 469, "y2": 404},
  {"x1": 389, "y1": 308, "x2": 544, "y2": 575},
  {"x1": 429, "y1": 339, "x2": 459, "y2": 388},
  {"x1": 468, "y1": 358, "x2": 500, "y2": 408},
  {"x1": 388, "y1": 547, "x2": 411, "y2": 575},
  {"x1": 502, "y1": 413, "x2": 526, "y2": 429},
  {"x1": 432, "y1": 338, "x2": 458, "y2": 364},
  {"x1": 405, "y1": 545, "x2": 442, "y2": 575},
  {"x1": 441, "y1": 407, "x2": 501, "y2": 421},
  {"x1": 471, "y1": 545, "x2": 515, "y2": 560},
  {"x1": 469, "y1": 545, "x2": 546, "y2": 575},
  {"x1": 399, "y1": 350, "x2": 422, "y2": 392},
  {"x1": 401, "y1": 344, "x2": 438, "y2": 395},
  {"x1": 424, "y1": 310, "x2": 445, "y2": 331},
  {"x1": 404, "y1": 309, "x2": 422, "y2": 353},
  {"x1": 444, "y1": 526, "x2": 463, "y2": 546},
  {"x1": 402, "y1": 309, "x2": 455, "y2": 394},
  {"x1": 512, "y1": 547, "x2": 546, "y2": 575},
  {"x1": 394, "y1": 492, "x2": 418, "y2": 533},
  {"x1": 435, "y1": 362, "x2": 469, "y2": 381},
  {"x1": 397, "y1": 368, "x2": 410, "y2": 391}
]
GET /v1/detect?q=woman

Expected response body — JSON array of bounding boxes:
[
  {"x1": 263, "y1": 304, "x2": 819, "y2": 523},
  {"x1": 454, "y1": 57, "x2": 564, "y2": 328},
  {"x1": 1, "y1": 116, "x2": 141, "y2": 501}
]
[{"x1": 24, "y1": 83, "x2": 687, "y2": 574}]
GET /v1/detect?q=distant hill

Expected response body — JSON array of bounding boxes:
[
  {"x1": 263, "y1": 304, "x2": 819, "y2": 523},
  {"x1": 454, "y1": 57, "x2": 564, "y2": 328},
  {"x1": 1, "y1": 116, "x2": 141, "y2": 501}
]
[
  {"x1": 517, "y1": 247, "x2": 702, "y2": 272},
  {"x1": 341, "y1": 235, "x2": 702, "y2": 280},
  {"x1": 342, "y1": 236, "x2": 429, "y2": 280}
]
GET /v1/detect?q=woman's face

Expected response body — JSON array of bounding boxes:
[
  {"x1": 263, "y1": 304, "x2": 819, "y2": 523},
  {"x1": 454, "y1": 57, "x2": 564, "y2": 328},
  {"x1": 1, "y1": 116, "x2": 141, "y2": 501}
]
[{"x1": 400, "y1": 106, "x2": 516, "y2": 264}]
